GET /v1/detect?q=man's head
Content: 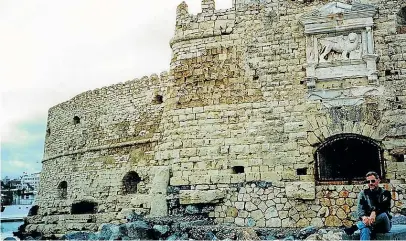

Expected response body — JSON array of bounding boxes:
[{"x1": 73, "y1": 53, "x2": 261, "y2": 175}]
[{"x1": 365, "y1": 171, "x2": 380, "y2": 190}]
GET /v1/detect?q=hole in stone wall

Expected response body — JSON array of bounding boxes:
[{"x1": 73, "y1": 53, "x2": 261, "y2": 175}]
[
  {"x1": 154, "y1": 95, "x2": 163, "y2": 104},
  {"x1": 393, "y1": 154, "x2": 405, "y2": 162},
  {"x1": 297, "y1": 168, "x2": 308, "y2": 175},
  {"x1": 398, "y1": 105, "x2": 402, "y2": 109},
  {"x1": 28, "y1": 205, "x2": 39, "y2": 216},
  {"x1": 253, "y1": 75, "x2": 259, "y2": 80},
  {"x1": 46, "y1": 128, "x2": 50, "y2": 136},
  {"x1": 300, "y1": 80, "x2": 305, "y2": 85},
  {"x1": 122, "y1": 171, "x2": 141, "y2": 194},
  {"x1": 57, "y1": 181, "x2": 68, "y2": 199},
  {"x1": 73, "y1": 116, "x2": 80, "y2": 124},
  {"x1": 385, "y1": 70, "x2": 392, "y2": 76},
  {"x1": 232, "y1": 166, "x2": 245, "y2": 174},
  {"x1": 396, "y1": 96, "x2": 400, "y2": 102},
  {"x1": 71, "y1": 201, "x2": 98, "y2": 214},
  {"x1": 221, "y1": 30, "x2": 232, "y2": 36}
]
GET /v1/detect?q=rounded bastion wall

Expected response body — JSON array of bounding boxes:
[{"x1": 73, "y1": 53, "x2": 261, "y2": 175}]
[{"x1": 33, "y1": 73, "x2": 170, "y2": 234}]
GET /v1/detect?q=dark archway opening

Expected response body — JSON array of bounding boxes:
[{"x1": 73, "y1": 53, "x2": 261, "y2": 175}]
[
  {"x1": 315, "y1": 134, "x2": 385, "y2": 184},
  {"x1": 73, "y1": 116, "x2": 80, "y2": 124},
  {"x1": 28, "y1": 205, "x2": 39, "y2": 216},
  {"x1": 57, "y1": 181, "x2": 68, "y2": 199},
  {"x1": 397, "y1": 7, "x2": 406, "y2": 34},
  {"x1": 122, "y1": 171, "x2": 141, "y2": 194},
  {"x1": 71, "y1": 201, "x2": 98, "y2": 214}
]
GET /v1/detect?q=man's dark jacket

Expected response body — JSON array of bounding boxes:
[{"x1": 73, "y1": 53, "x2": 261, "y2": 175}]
[{"x1": 357, "y1": 187, "x2": 392, "y2": 220}]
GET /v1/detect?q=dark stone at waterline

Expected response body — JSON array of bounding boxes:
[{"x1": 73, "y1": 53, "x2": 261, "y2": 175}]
[
  {"x1": 60, "y1": 231, "x2": 98, "y2": 240},
  {"x1": 205, "y1": 231, "x2": 218, "y2": 240}
]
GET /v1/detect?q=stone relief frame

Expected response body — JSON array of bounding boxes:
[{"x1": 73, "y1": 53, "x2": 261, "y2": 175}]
[{"x1": 299, "y1": 2, "x2": 378, "y2": 89}]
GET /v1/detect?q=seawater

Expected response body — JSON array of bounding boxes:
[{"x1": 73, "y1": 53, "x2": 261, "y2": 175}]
[{"x1": 0, "y1": 221, "x2": 23, "y2": 239}]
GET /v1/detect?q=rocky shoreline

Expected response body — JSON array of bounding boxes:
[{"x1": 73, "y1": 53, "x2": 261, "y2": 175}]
[{"x1": 14, "y1": 213, "x2": 406, "y2": 240}]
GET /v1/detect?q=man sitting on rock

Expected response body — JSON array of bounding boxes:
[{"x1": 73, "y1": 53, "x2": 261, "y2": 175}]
[{"x1": 344, "y1": 171, "x2": 392, "y2": 240}]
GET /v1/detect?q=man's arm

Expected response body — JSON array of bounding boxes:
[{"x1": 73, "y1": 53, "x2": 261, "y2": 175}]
[{"x1": 357, "y1": 191, "x2": 368, "y2": 219}]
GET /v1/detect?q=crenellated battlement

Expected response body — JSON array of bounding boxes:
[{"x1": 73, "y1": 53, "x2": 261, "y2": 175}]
[
  {"x1": 201, "y1": 0, "x2": 216, "y2": 13},
  {"x1": 172, "y1": 1, "x2": 236, "y2": 47},
  {"x1": 172, "y1": 0, "x2": 273, "y2": 47}
]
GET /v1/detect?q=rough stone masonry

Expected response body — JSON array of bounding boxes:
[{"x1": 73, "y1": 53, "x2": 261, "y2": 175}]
[{"x1": 26, "y1": 0, "x2": 406, "y2": 237}]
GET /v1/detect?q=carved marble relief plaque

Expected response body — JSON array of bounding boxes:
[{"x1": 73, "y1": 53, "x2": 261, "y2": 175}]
[
  {"x1": 300, "y1": 2, "x2": 378, "y2": 87},
  {"x1": 299, "y1": 2, "x2": 380, "y2": 107}
]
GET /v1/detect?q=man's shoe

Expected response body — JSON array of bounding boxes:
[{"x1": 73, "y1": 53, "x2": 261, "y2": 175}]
[{"x1": 344, "y1": 225, "x2": 358, "y2": 235}]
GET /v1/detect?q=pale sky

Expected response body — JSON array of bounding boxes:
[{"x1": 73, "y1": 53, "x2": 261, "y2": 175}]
[{"x1": 0, "y1": 0, "x2": 233, "y2": 179}]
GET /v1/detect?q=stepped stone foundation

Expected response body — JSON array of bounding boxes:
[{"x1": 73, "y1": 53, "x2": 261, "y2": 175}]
[{"x1": 27, "y1": 0, "x2": 406, "y2": 236}]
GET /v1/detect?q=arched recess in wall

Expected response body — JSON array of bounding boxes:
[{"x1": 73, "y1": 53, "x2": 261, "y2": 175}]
[
  {"x1": 57, "y1": 181, "x2": 68, "y2": 199},
  {"x1": 71, "y1": 200, "x2": 98, "y2": 214},
  {"x1": 397, "y1": 6, "x2": 406, "y2": 34},
  {"x1": 28, "y1": 205, "x2": 39, "y2": 216},
  {"x1": 122, "y1": 171, "x2": 141, "y2": 194},
  {"x1": 314, "y1": 133, "x2": 385, "y2": 184}
]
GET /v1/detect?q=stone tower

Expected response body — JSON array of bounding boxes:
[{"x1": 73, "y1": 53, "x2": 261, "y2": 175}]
[{"x1": 26, "y1": 0, "x2": 406, "y2": 236}]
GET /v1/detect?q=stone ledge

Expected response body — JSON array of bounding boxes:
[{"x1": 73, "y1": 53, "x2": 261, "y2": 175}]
[
  {"x1": 179, "y1": 190, "x2": 225, "y2": 204},
  {"x1": 343, "y1": 224, "x2": 406, "y2": 240}
]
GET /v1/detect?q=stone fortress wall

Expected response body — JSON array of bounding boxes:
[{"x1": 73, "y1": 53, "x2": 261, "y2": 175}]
[{"x1": 27, "y1": 0, "x2": 406, "y2": 236}]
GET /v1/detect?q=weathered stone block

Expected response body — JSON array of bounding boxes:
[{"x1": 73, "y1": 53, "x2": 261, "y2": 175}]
[
  {"x1": 150, "y1": 166, "x2": 169, "y2": 195},
  {"x1": 170, "y1": 176, "x2": 189, "y2": 186},
  {"x1": 285, "y1": 182, "x2": 316, "y2": 200},
  {"x1": 149, "y1": 194, "x2": 167, "y2": 217},
  {"x1": 189, "y1": 175, "x2": 211, "y2": 185}
]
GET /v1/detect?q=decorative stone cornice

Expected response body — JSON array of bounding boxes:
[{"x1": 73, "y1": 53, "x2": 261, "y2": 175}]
[{"x1": 299, "y1": 2, "x2": 377, "y2": 34}]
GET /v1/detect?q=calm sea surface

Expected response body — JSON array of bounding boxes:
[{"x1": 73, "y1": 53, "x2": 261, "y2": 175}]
[{"x1": 0, "y1": 221, "x2": 23, "y2": 239}]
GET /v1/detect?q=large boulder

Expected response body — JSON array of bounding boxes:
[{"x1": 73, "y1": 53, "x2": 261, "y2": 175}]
[
  {"x1": 61, "y1": 232, "x2": 98, "y2": 240},
  {"x1": 124, "y1": 221, "x2": 151, "y2": 239},
  {"x1": 98, "y1": 224, "x2": 120, "y2": 240},
  {"x1": 153, "y1": 225, "x2": 170, "y2": 236}
]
